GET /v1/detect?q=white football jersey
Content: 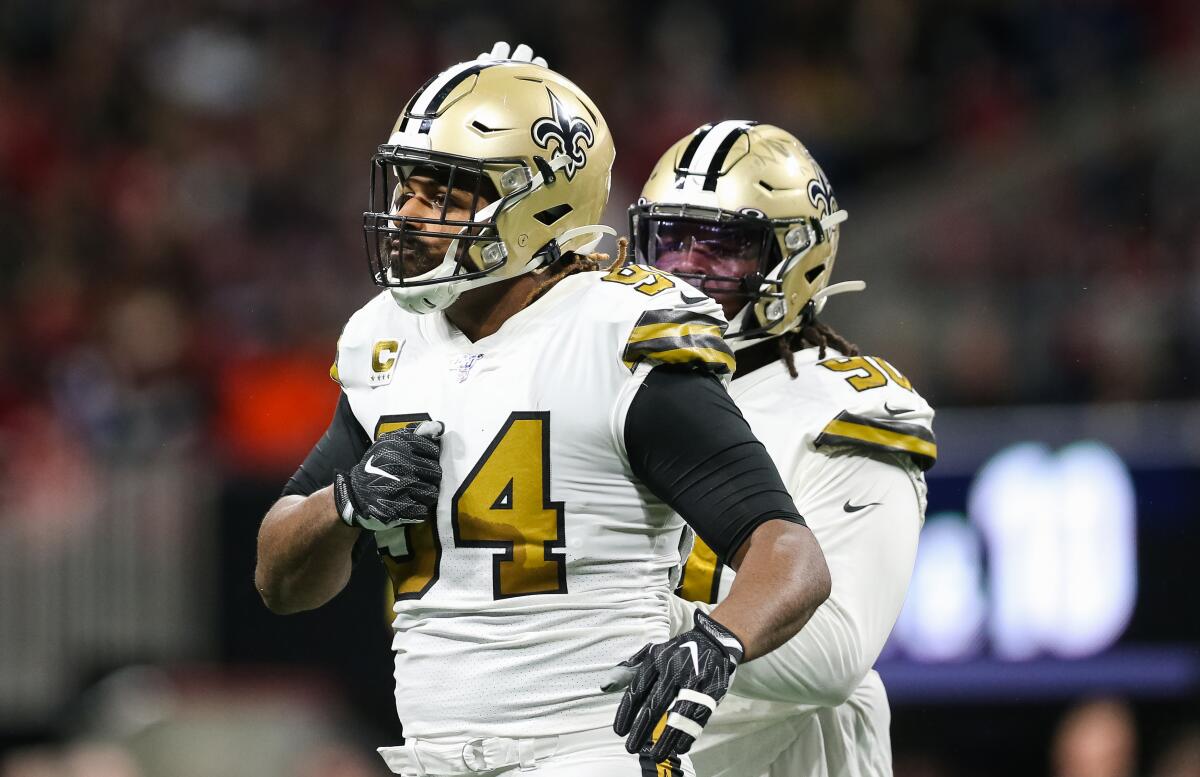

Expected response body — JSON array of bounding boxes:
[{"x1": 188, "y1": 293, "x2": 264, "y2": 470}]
[
  {"x1": 332, "y1": 266, "x2": 733, "y2": 739},
  {"x1": 673, "y1": 346, "x2": 934, "y2": 777},
  {"x1": 677, "y1": 346, "x2": 934, "y2": 605}
]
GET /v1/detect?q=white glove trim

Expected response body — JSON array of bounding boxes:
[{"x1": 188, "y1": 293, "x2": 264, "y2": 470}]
[
  {"x1": 665, "y1": 712, "x2": 706, "y2": 739},
  {"x1": 673, "y1": 688, "x2": 717, "y2": 712}
]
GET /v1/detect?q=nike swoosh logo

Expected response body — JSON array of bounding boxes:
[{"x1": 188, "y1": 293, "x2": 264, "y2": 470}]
[
  {"x1": 844, "y1": 500, "x2": 881, "y2": 513},
  {"x1": 681, "y1": 641, "x2": 700, "y2": 674},
  {"x1": 679, "y1": 293, "x2": 709, "y2": 305},
  {"x1": 364, "y1": 455, "x2": 402, "y2": 482},
  {"x1": 883, "y1": 402, "x2": 914, "y2": 416}
]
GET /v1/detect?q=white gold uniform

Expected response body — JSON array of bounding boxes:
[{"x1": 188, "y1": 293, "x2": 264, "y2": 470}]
[
  {"x1": 669, "y1": 347, "x2": 935, "y2": 777},
  {"x1": 333, "y1": 267, "x2": 729, "y2": 775}
]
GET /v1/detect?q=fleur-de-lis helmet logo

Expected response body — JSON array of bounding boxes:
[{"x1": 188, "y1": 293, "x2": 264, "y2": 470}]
[
  {"x1": 807, "y1": 159, "x2": 838, "y2": 217},
  {"x1": 531, "y1": 87, "x2": 595, "y2": 181}
]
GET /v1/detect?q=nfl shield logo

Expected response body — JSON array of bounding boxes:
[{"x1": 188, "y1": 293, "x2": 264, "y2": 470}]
[{"x1": 450, "y1": 353, "x2": 485, "y2": 383}]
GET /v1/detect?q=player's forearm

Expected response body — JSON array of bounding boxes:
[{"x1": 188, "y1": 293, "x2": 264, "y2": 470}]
[
  {"x1": 255, "y1": 486, "x2": 360, "y2": 614},
  {"x1": 732, "y1": 459, "x2": 923, "y2": 703},
  {"x1": 711, "y1": 519, "x2": 831, "y2": 661}
]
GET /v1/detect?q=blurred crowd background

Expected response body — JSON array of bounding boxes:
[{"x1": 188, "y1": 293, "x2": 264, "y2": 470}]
[{"x1": 2, "y1": 0, "x2": 1198, "y2": 776}]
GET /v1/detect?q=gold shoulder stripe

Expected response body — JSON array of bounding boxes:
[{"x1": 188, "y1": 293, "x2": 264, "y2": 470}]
[
  {"x1": 628, "y1": 320, "x2": 725, "y2": 345},
  {"x1": 624, "y1": 330, "x2": 732, "y2": 368},
  {"x1": 623, "y1": 309, "x2": 734, "y2": 374},
  {"x1": 625, "y1": 344, "x2": 736, "y2": 373},
  {"x1": 623, "y1": 341, "x2": 735, "y2": 373},
  {"x1": 634, "y1": 307, "x2": 728, "y2": 330},
  {"x1": 815, "y1": 410, "x2": 937, "y2": 470}
]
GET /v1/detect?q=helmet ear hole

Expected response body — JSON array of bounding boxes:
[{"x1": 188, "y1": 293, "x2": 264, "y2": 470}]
[
  {"x1": 804, "y1": 264, "x2": 826, "y2": 284},
  {"x1": 533, "y1": 204, "x2": 574, "y2": 225}
]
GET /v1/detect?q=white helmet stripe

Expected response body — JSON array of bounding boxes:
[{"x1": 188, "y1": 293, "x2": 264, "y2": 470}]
[
  {"x1": 400, "y1": 61, "x2": 494, "y2": 135},
  {"x1": 679, "y1": 119, "x2": 754, "y2": 191},
  {"x1": 674, "y1": 124, "x2": 712, "y2": 178}
]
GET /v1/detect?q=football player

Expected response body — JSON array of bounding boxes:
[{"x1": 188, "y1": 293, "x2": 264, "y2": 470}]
[
  {"x1": 629, "y1": 121, "x2": 936, "y2": 777},
  {"x1": 254, "y1": 57, "x2": 833, "y2": 776}
]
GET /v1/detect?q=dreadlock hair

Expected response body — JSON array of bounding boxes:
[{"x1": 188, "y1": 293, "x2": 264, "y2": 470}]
[
  {"x1": 776, "y1": 310, "x2": 860, "y2": 379},
  {"x1": 520, "y1": 236, "x2": 628, "y2": 310}
]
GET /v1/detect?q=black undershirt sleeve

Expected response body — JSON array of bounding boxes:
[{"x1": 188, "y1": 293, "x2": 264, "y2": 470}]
[
  {"x1": 624, "y1": 366, "x2": 806, "y2": 565},
  {"x1": 281, "y1": 392, "x2": 374, "y2": 562},
  {"x1": 283, "y1": 392, "x2": 371, "y2": 497}
]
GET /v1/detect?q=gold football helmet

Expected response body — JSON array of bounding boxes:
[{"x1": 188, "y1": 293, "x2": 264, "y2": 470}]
[
  {"x1": 630, "y1": 121, "x2": 859, "y2": 340},
  {"x1": 364, "y1": 60, "x2": 615, "y2": 313}
]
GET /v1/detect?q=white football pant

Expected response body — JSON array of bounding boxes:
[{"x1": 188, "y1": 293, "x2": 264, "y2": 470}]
[{"x1": 378, "y1": 726, "x2": 695, "y2": 776}]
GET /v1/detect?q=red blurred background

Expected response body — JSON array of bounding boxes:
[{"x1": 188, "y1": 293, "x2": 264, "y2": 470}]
[{"x1": 2, "y1": 1, "x2": 1198, "y2": 776}]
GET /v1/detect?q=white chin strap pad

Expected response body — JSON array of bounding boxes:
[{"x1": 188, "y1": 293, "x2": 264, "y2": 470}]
[
  {"x1": 812, "y1": 279, "x2": 866, "y2": 316},
  {"x1": 725, "y1": 305, "x2": 758, "y2": 350},
  {"x1": 822, "y1": 209, "x2": 849, "y2": 230},
  {"x1": 389, "y1": 284, "x2": 460, "y2": 314},
  {"x1": 727, "y1": 278, "x2": 866, "y2": 348},
  {"x1": 556, "y1": 224, "x2": 617, "y2": 255}
]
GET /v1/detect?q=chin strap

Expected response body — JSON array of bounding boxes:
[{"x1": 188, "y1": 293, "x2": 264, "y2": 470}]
[
  {"x1": 387, "y1": 197, "x2": 506, "y2": 314},
  {"x1": 811, "y1": 279, "x2": 866, "y2": 316},
  {"x1": 724, "y1": 307, "x2": 759, "y2": 350},
  {"x1": 729, "y1": 333, "x2": 767, "y2": 352},
  {"x1": 822, "y1": 209, "x2": 849, "y2": 230},
  {"x1": 726, "y1": 279, "x2": 867, "y2": 350},
  {"x1": 554, "y1": 224, "x2": 616, "y2": 255},
  {"x1": 430, "y1": 223, "x2": 615, "y2": 295},
  {"x1": 726, "y1": 208, "x2": 856, "y2": 343}
]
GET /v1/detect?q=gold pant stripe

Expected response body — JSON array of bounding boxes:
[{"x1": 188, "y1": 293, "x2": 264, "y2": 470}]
[
  {"x1": 677, "y1": 535, "x2": 721, "y2": 604},
  {"x1": 651, "y1": 713, "x2": 674, "y2": 776}
]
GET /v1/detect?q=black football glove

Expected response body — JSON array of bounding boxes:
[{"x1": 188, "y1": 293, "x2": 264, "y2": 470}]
[
  {"x1": 603, "y1": 609, "x2": 744, "y2": 763},
  {"x1": 333, "y1": 421, "x2": 443, "y2": 531}
]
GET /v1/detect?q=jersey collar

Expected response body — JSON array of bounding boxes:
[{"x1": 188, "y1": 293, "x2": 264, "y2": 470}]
[{"x1": 433, "y1": 270, "x2": 591, "y2": 349}]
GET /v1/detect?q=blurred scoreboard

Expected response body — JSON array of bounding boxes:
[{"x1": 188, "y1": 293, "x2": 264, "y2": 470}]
[{"x1": 877, "y1": 401, "x2": 1200, "y2": 702}]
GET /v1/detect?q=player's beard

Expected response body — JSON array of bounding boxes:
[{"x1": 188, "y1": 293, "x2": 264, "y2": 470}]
[{"x1": 389, "y1": 234, "x2": 450, "y2": 279}]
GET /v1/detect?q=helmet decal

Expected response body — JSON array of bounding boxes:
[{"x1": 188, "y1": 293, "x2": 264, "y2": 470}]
[
  {"x1": 807, "y1": 162, "x2": 837, "y2": 217},
  {"x1": 398, "y1": 61, "x2": 494, "y2": 136},
  {"x1": 674, "y1": 120, "x2": 755, "y2": 192},
  {"x1": 531, "y1": 87, "x2": 594, "y2": 180},
  {"x1": 673, "y1": 123, "x2": 713, "y2": 188}
]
